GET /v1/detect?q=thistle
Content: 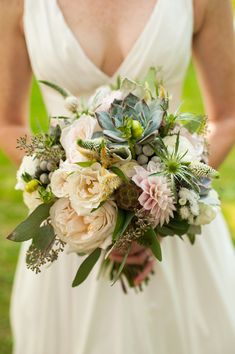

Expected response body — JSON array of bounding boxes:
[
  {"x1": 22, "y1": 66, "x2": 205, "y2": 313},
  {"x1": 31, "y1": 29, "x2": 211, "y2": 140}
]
[
  {"x1": 190, "y1": 161, "x2": 219, "y2": 179},
  {"x1": 150, "y1": 134, "x2": 199, "y2": 193}
]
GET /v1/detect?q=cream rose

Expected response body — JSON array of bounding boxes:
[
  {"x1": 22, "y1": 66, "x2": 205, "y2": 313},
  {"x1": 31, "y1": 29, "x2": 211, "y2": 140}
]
[
  {"x1": 60, "y1": 114, "x2": 98, "y2": 163},
  {"x1": 67, "y1": 163, "x2": 118, "y2": 215},
  {"x1": 50, "y1": 198, "x2": 117, "y2": 253},
  {"x1": 50, "y1": 161, "x2": 79, "y2": 198}
]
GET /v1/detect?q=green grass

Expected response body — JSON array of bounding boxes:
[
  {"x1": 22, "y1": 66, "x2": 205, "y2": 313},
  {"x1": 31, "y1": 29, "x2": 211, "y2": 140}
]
[{"x1": 0, "y1": 64, "x2": 235, "y2": 353}]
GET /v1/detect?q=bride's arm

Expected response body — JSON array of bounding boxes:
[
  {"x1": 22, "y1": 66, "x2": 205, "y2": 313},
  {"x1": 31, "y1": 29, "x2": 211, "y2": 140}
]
[
  {"x1": 0, "y1": 1, "x2": 32, "y2": 165},
  {"x1": 193, "y1": 0, "x2": 235, "y2": 168}
]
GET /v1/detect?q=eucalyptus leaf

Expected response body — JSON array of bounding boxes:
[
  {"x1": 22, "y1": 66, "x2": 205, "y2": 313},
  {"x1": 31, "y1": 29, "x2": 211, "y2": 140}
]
[
  {"x1": 32, "y1": 224, "x2": 55, "y2": 250},
  {"x1": 112, "y1": 208, "x2": 126, "y2": 241},
  {"x1": 187, "y1": 233, "x2": 196, "y2": 245},
  {"x1": 7, "y1": 203, "x2": 53, "y2": 242},
  {"x1": 76, "y1": 161, "x2": 96, "y2": 168},
  {"x1": 110, "y1": 166, "x2": 129, "y2": 183},
  {"x1": 144, "y1": 227, "x2": 162, "y2": 261},
  {"x1": 113, "y1": 211, "x2": 135, "y2": 241},
  {"x1": 111, "y1": 244, "x2": 131, "y2": 286},
  {"x1": 72, "y1": 248, "x2": 101, "y2": 287},
  {"x1": 39, "y1": 80, "x2": 70, "y2": 98}
]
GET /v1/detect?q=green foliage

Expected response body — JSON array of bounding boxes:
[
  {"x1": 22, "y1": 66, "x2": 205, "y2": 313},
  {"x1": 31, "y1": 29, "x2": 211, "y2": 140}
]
[
  {"x1": 112, "y1": 210, "x2": 135, "y2": 241},
  {"x1": 143, "y1": 227, "x2": 162, "y2": 261},
  {"x1": 7, "y1": 203, "x2": 52, "y2": 242},
  {"x1": 111, "y1": 244, "x2": 131, "y2": 285},
  {"x1": 39, "y1": 80, "x2": 70, "y2": 98},
  {"x1": 110, "y1": 166, "x2": 129, "y2": 183},
  {"x1": 72, "y1": 248, "x2": 101, "y2": 287}
]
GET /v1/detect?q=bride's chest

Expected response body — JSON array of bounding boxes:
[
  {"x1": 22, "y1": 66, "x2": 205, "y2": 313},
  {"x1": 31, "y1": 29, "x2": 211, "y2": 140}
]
[{"x1": 57, "y1": 0, "x2": 157, "y2": 76}]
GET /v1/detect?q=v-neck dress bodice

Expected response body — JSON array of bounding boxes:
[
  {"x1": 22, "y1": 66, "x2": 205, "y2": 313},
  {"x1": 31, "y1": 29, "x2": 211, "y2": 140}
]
[
  {"x1": 11, "y1": 1, "x2": 235, "y2": 354},
  {"x1": 23, "y1": 0, "x2": 193, "y2": 115}
]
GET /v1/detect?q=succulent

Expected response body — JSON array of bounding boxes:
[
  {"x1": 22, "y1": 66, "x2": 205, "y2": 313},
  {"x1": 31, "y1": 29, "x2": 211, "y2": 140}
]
[
  {"x1": 95, "y1": 93, "x2": 165, "y2": 147},
  {"x1": 115, "y1": 182, "x2": 142, "y2": 210}
]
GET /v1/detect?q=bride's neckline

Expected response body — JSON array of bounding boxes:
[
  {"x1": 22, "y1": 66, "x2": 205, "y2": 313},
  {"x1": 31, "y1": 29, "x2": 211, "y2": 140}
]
[{"x1": 54, "y1": 0, "x2": 162, "y2": 81}]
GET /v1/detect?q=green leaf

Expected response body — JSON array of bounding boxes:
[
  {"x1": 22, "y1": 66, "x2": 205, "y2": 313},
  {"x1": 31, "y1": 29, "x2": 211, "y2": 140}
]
[
  {"x1": 110, "y1": 166, "x2": 129, "y2": 183},
  {"x1": 32, "y1": 224, "x2": 55, "y2": 250},
  {"x1": 112, "y1": 208, "x2": 126, "y2": 241},
  {"x1": 113, "y1": 210, "x2": 135, "y2": 241},
  {"x1": 144, "y1": 227, "x2": 162, "y2": 261},
  {"x1": 155, "y1": 225, "x2": 176, "y2": 237},
  {"x1": 111, "y1": 244, "x2": 131, "y2": 286},
  {"x1": 91, "y1": 201, "x2": 106, "y2": 213},
  {"x1": 39, "y1": 80, "x2": 70, "y2": 98},
  {"x1": 72, "y1": 248, "x2": 101, "y2": 287},
  {"x1": 176, "y1": 113, "x2": 207, "y2": 134},
  {"x1": 187, "y1": 233, "x2": 196, "y2": 245},
  {"x1": 76, "y1": 160, "x2": 96, "y2": 168},
  {"x1": 7, "y1": 203, "x2": 53, "y2": 242}
]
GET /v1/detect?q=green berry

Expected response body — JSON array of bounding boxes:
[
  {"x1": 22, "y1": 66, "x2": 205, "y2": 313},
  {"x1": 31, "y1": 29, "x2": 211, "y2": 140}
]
[
  {"x1": 25, "y1": 179, "x2": 39, "y2": 193},
  {"x1": 131, "y1": 120, "x2": 144, "y2": 139},
  {"x1": 134, "y1": 144, "x2": 143, "y2": 155},
  {"x1": 47, "y1": 161, "x2": 57, "y2": 172},
  {"x1": 40, "y1": 161, "x2": 48, "y2": 171},
  {"x1": 40, "y1": 173, "x2": 50, "y2": 185},
  {"x1": 137, "y1": 154, "x2": 148, "y2": 165},
  {"x1": 143, "y1": 145, "x2": 154, "y2": 157}
]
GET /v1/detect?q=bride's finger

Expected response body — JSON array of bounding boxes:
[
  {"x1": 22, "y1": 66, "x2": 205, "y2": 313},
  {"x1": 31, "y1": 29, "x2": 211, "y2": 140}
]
[
  {"x1": 109, "y1": 249, "x2": 149, "y2": 265},
  {"x1": 133, "y1": 259, "x2": 155, "y2": 287}
]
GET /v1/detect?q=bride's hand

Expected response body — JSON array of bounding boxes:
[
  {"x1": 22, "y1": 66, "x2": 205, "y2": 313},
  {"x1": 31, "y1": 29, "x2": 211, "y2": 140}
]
[{"x1": 109, "y1": 241, "x2": 157, "y2": 286}]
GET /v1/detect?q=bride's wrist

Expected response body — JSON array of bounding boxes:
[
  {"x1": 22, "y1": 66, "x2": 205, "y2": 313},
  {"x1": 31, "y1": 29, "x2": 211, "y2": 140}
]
[{"x1": 207, "y1": 118, "x2": 235, "y2": 168}]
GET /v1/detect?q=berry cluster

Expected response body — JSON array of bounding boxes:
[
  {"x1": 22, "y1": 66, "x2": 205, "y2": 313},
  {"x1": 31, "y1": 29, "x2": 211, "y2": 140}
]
[
  {"x1": 135, "y1": 144, "x2": 159, "y2": 167},
  {"x1": 35, "y1": 160, "x2": 58, "y2": 185}
]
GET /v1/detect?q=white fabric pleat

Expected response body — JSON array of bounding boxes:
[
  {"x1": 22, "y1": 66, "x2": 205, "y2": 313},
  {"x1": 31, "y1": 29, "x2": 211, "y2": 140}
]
[{"x1": 11, "y1": 0, "x2": 235, "y2": 353}]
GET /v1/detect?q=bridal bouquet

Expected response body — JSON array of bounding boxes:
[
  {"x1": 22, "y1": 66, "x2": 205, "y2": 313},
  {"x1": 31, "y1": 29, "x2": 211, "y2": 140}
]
[{"x1": 8, "y1": 68, "x2": 220, "y2": 291}]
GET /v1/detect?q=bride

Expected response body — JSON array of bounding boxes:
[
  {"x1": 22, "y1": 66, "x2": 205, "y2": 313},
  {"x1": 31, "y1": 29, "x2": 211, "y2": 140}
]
[{"x1": 1, "y1": 0, "x2": 235, "y2": 353}]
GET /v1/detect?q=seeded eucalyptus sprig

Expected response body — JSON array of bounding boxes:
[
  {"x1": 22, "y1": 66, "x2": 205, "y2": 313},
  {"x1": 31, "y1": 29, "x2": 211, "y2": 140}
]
[{"x1": 17, "y1": 129, "x2": 65, "y2": 162}]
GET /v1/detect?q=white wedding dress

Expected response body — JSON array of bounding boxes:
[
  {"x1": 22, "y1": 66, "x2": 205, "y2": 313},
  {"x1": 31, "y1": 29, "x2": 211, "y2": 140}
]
[{"x1": 11, "y1": 0, "x2": 235, "y2": 353}]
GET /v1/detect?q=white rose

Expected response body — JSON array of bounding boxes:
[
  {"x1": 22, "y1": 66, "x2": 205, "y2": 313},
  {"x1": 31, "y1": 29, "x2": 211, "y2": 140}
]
[
  {"x1": 163, "y1": 135, "x2": 199, "y2": 162},
  {"x1": 115, "y1": 160, "x2": 139, "y2": 178},
  {"x1": 50, "y1": 198, "x2": 117, "y2": 253},
  {"x1": 60, "y1": 115, "x2": 98, "y2": 163},
  {"x1": 16, "y1": 155, "x2": 39, "y2": 190},
  {"x1": 88, "y1": 86, "x2": 123, "y2": 112},
  {"x1": 23, "y1": 190, "x2": 42, "y2": 213},
  {"x1": 50, "y1": 161, "x2": 79, "y2": 198},
  {"x1": 194, "y1": 203, "x2": 217, "y2": 225},
  {"x1": 67, "y1": 163, "x2": 113, "y2": 215}
]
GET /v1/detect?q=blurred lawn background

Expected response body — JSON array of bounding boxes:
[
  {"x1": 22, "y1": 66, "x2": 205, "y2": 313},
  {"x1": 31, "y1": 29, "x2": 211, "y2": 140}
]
[{"x1": 1, "y1": 3, "x2": 235, "y2": 350}]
